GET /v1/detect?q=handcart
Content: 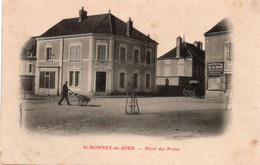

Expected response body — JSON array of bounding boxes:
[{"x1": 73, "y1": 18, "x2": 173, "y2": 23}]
[{"x1": 69, "y1": 90, "x2": 91, "y2": 106}]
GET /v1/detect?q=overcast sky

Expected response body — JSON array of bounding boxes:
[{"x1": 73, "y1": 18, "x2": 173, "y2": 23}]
[{"x1": 8, "y1": 0, "x2": 232, "y2": 57}]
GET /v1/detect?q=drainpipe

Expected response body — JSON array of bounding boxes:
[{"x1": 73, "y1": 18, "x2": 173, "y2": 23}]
[{"x1": 60, "y1": 37, "x2": 64, "y2": 95}]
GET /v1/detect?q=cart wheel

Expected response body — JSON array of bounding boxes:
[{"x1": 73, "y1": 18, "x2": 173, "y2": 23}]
[{"x1": 78, "y1": 99, "x2": 85, "y2": 106}]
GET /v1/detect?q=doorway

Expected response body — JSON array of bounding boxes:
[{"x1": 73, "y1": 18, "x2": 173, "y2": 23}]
[{"x1": 96, "y1": 72, "x2": 106, "y2": 92}]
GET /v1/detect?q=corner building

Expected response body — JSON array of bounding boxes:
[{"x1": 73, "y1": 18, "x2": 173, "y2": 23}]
[
  {"x1": 204, "y1": 18, "x2": 233, "y2": 96},
  {"x1": 35, "y1": 7, "x2": 158, "y2": 96}
]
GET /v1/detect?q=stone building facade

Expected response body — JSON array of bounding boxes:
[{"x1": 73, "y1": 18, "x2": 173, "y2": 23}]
[{"x1": 35, "y1": 8, "x2": 158, "y2": 96}]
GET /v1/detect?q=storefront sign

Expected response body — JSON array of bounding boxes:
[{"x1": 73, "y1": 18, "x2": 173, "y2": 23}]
[{"x1": 207, "y1": 62, "x2": 224, "y2": 75}]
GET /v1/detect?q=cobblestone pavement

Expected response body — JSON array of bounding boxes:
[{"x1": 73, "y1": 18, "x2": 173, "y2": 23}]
[{"x1": 21, "y1": 95, "x2": 230, "y2": 139}]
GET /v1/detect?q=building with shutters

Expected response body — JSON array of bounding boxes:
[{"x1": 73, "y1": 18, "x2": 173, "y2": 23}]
[
  {"x1": 35, "y1": 7, "x2": 158, "y2": 96},
  {"x1": 204, "y1": 18, "x2": 233, "y2": 95},
  {"x1": 19, "y1": 37, "x2": 37, "y2": 95},
  {"x1": 156, "y1": 36, "x2": 205, "y2": 96}
]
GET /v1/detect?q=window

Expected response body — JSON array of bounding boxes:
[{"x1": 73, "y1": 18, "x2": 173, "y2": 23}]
[
  {"x1": 225, "y1": 42, "x2": 233, "y2": 60},
  {"x1": 146, "y1": 51, "x2": 151, "y2": 64},
  {"x1": 28, "y1": 64, "x2": 33, "y2": 73},
  {"x1": 120, "y1": 47, "x2": 126, "y2": 62},
  {"x1": 208, "y1": 77, "x2": 221, "y2": 90},
  {"x1": 134, "y1": 49, "x2": 139, "y2": 63},
  {"x1": 145, "y1": 74, "x2": 151, "y2": 88},
  {"x1": 119, "y1": 72, "x2": 126, "y2": 89},
  {"x1": 97, "y1": 45, "x2": 107, "y2": 60},
  {"x1": 46, "y1": 47, "x2": 52, "y2": 61},
  {"x1": 27, "y1": 50, "x2": 35, "y2": 58},
  {"x1": 133, "y1": 73, "x2": 139, "y2": 89},
  {"x1": 69, "y1": 70, "x2": 80, "y2": 87},
  {"x1": 70, "y1": 45, "x2": 81, "y2": 62},
  {"x1": 165, "y1": 79, "x2": 169, "y2": 86},
  {"x1": 39, "y1": 71, "x2": 55, "y2": 89}
]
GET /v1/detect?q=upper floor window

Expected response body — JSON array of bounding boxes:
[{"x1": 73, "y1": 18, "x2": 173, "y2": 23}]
[
  {"x1": 146, "y1": 51, "x2": 151, "y2": 64},
  {"x1": 97, "y1": 45, "x2": 107, "y2": 60},
  {"x1": 70, "y1": 45, "x2": 81, "y2": 62},
  {"x1": 27, "y1": 50, "x2": 35, "y2": 58},
  {"x1": 28, "y1": 63, "x2": 33, "y2": 74},
  {"x1": 225, "y1": 42, "x2": 233, "y2": 60},
  {"x1": 120, "y1": 46, "x2": 126, "y2": 62},
  {"x1": 46, "y1": 47, "x2": 52, "y2": 61},
  {"x1": 133, "y1": 48, "x2": 140, "y2": 63}
]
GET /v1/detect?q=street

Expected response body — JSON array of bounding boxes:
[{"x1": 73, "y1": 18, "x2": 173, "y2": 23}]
[{"x1": 22, "y1": 95, "x2": 230, "y2": 139}]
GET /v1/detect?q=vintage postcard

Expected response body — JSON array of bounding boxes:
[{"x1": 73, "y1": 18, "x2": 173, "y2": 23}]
[{"x1": 1, "y1": 0, "x2": 260, "y2": 164}]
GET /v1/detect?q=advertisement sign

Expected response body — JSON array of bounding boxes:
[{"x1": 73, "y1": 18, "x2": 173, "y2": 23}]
[{"x1": 207, "y1": 62, "x2": 224, "y2": 75}]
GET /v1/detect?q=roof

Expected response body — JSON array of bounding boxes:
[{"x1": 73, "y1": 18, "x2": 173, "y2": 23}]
[
  {"x1": 39, "y1": 13, "x2": 157, "y2": 44},
  {"x1": 158, "y1": 42, "x2": 205, "y2": 60},
  {"x1": 204, "y1": 18, "x2": 233, "y2": 36}
]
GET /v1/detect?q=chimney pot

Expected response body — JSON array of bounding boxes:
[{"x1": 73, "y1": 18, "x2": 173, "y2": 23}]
[
  {"x1": 176, "y1": 36, "x2": 182, "y2": 58},
  {"x1": 127, "y1": 17, "x2": 133, "y2": 37},
  {"x1": 79, "y1": 7, "x2": 87, "y2": 22},
  {"x1": 194, "y1": 41, "x2": 202, "y2": 50}
]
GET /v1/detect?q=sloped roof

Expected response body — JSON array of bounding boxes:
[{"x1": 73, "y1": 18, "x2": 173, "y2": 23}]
[
  {"x1": 204, "y1": 18, "x2": 232, "y2": 36},
  {"x1": 39, "y1": 13, "x2": 157, "y2": 44},
  {"x1": 158, "y1": 42, "x2": 204, "y2": 60}
]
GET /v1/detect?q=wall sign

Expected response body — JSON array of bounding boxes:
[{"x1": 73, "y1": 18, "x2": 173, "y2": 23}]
[{"x1": 207, "y1": 62, "x2": 224, "y2": 75}]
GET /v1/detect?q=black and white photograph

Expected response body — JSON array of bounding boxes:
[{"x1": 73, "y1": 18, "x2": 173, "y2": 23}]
[{"x1": 1, "y1": 0, "x2": 260, "y2": 164}]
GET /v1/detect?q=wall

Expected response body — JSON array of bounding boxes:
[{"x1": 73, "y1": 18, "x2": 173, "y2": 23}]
[
  {"x1": 113, "y1": 37, "x2": 157, "y2": 94},
  {"x1": 205, "y1": 32, "x2": 232, "y2": 94}
]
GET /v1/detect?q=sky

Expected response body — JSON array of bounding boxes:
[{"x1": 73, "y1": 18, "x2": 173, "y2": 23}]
[{"x1": 4, "y1": 0, "x2": 232, "y2": 57}]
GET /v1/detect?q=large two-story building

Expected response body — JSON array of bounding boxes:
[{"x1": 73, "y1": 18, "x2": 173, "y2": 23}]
[
  {"x1": 156, "y1": 36, "x2": 205, "y2": 96},
  {"x1": 35, "y1": 7, "x2": 158, "y2": 96},
  {"x1": 204, "y1": 18, "x2": 233, "y2": 96}
]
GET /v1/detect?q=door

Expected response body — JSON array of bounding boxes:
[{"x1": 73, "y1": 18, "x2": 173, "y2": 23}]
[{"x1": 96, "y1": 72, "x2": 106, "y2": 92}]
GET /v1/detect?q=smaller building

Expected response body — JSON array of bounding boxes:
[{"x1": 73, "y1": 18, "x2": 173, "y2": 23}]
[
  {"x1": 204, "y1": 18, "x2": 233, "y2": 96},
  {"x1": 156, "y1": 36, "x2": 205, "y2": 96},
  {"x1": 19, "y1": 37, "x2": 37, "y2": 95}
]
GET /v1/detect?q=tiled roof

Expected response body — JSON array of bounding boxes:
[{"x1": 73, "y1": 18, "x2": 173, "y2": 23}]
[
  {"x1": 204, "y1": 18, "x2": 232, "y2": 36},
  {"x1": 39, "y1": 13, "x2": 157, "y2": 44},
  {"x1": 158, "y1": 42, "x2": 204, "y2": 60}
]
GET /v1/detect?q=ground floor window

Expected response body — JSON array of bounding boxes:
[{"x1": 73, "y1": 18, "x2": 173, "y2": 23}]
[
  {"x1": 225, "y1": 74, "x2": 231, "y2": 90},
  {"x1": 119, "y1": 72, "x2": 126, "y2": 89},
  {"x1": 39, "y1": 71, "x2": 55, "y2": 89},
  {"x1": 133, "y1": 73, "x2": 139, "y2": 89},
  {"x1": 207, "y1": 77, "x2": 221, "y2": 90},
  {"x1": 69, "y1": 70, "x2": 80, "y2": 87},
  {"x1": 145, "y1": 74, "x2": 151, "y2": 89}
]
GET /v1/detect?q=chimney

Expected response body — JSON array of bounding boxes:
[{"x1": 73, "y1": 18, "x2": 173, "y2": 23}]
[
  {"x1": 127, "y1": 17, "x2": 133, "y2": 37},
  {"x1": 194, "y1": 41, "x2": 202, "y2": 50},
  {"x1": 79, "y1": 7, "x2": 87, "y2": 22},
  {"x1": 176, "y1": 36, "x2": 182, "y2": 58}
]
